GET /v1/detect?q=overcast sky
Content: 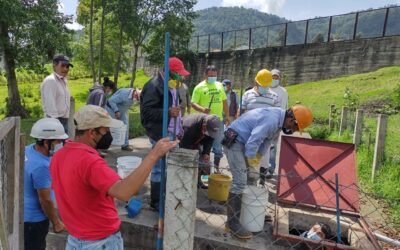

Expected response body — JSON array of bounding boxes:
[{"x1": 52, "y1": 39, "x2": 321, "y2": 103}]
[{"x1": 60, "y1": 0, "x2": 400, "y2": 30}]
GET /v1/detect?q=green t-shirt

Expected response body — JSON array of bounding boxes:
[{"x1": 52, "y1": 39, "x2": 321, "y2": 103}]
[{"x1": 191, "y1": 80, "x2": 227, "y2": 120}]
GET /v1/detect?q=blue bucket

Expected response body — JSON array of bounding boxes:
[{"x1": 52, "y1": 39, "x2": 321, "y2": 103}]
[{"x1": 126, "y1": 197, "x2": 142, "y2": 218}]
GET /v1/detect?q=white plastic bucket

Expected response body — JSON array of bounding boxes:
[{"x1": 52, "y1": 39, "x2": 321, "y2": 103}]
[
  {"x1": 117, "y1": 156, "x2": 141, "y2": 178},
  {"x1": 240, "y1": 186, "x2": 269, "y2": 232},
  {"x1": 110, "y1": 124, "x2": 127, "y2": 146}
]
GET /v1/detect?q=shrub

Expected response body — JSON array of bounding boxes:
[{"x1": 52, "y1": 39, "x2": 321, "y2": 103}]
[{"x1": 306, "y1": 124, "x2": 330, "y2": 140}]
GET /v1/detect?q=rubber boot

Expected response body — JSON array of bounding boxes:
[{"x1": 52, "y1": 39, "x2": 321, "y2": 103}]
[
  {"x1": 225, "y1": 192, "x2": 252, "y2": 239},
  {"x1": 259, "y1": 167, "x2": 268, "y2": 186},
  {"x1": 214, "y1": 157, "x2": 221, "y2": 173},
  {"x1": 150, "y1": 181, "x2": 160, "y2": 211}
]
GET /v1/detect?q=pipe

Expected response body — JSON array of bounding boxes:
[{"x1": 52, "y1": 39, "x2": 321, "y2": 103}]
[
  {"x1": 335, "y1": 173, "x2": 342, "y2": 244},
  {"x1": 157, "y1": 32, "x2": 170, "y2": 250},
  {"x1": 374, "y1": 232, "x2": 400, "y2": 247}
]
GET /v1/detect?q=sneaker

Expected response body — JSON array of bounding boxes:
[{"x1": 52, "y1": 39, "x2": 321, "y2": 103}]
[{"x1": 121, "y1": 145, "x2": 134, "y2": 151}]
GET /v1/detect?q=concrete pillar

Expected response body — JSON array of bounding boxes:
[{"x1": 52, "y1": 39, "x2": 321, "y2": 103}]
[
  {"x1": 372, "y1": 114, "x2": 388, "y2": 181},
  {"x1": 339, "y1": 106, "x2": 349, "y2": 136},
  {"x1": 328, "y1": 104, "x2": 336, "y2": 131},
  {"x1": 164, "y1": 148, "x2": 199, "y2": 250},
  {"x1": 19, "y1": 134, "x2": 26, "y2": 250},
  {"x1": 353, "y1": 109, "x2": 364, "y2": 148},
  {"x1": 68, "y1": 97, "x2": 75, "y2": 139}
]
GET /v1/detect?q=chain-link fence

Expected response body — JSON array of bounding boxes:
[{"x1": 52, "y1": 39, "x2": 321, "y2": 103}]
[{"x1": 0, "y1": 117, "x2": 23, "y2": 250}]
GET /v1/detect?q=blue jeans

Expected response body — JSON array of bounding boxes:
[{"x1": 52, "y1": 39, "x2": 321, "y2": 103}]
[
  {"x1": 66, "y1": 231, "x2": 123, "y2": 250},
  {"x1": 224, "y1": 143, "x2": 248, "y2": 195},
  {"x1": 212, "y1": 121, "x2": 224, "y2": 160},
  {"x1": 150, "y1": 134, "x2": 174, "y2": 183}
]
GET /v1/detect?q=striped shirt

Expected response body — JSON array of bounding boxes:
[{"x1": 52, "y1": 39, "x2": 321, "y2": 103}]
[{"x1": 241, "y1": 88, "x2": 279, "y2": 111}]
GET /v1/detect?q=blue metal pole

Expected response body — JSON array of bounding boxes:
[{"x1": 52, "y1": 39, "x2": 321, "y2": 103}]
[
  {"x1": 157, "y1": 32, "x2": 170, "y2": 250},
  {"x1": 335, "y1": 173, "x2": 342, "y2": 244}
]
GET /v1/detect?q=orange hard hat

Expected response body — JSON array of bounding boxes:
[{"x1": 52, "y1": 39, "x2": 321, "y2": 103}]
[{"x1": 292, "y1": 105, "x2": 313, "y2": 132}]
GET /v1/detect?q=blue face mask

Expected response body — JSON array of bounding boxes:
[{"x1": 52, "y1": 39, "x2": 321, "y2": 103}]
[
  {"x1": 307, "y1": 231, "x2": 321, "y2": 241},
  {"x1": 258, "y1": 86, "x2": 269, "y2": 95},
  {"x1": 207, "y1": 77, "x2": 217, "y2": 84},
  {"x1": 271, "y1": 79, "x2": 280, "y2": 88}
]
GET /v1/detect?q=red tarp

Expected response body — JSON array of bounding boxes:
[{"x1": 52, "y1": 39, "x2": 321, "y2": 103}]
[{"x1": 277, "y1": 136, "x2": 360, "y2": 213}]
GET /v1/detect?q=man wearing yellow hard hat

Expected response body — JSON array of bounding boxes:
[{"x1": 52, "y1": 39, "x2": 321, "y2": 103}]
[{"x1": 222, "y1": 104, "x2": 313, "y2": 239}]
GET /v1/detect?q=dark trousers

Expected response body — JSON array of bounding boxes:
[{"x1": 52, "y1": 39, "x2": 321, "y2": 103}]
[
  {"x1": 57, "y1": 117, "x2": 69, "y2": 134},
  {"x1": 24, "y1": 219, "x2": 49, "y2": 250}
]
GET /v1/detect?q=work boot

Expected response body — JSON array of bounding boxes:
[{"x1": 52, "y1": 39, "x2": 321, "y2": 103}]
[
  {"x1": 150, "y1": 181, "x2": 160, "y2": 211},
  {"x1": 225, "y1": 192, "x2": 252, "y2": 240},
  {"x1": 214, "y1": 157, "x2": 221, "y2": 173},
  {"x1": 259, "y1": 167, "x2": 268, "y2": 185}
]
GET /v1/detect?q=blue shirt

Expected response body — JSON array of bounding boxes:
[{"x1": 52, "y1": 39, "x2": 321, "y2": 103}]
[
  {"x1": 24, "y1": 144, "x2": 53, "y2": 222},
  {"x1": 229, "y1": 107, "x2": 285, "y2": 158},
  {"x1": 106, "y1": 88, "x2": 134, "y2": 114}
]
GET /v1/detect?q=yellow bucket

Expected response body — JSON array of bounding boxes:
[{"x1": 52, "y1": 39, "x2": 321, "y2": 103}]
[{"x1": 207, "y1": 174, "x2": 232, "y2": 201}]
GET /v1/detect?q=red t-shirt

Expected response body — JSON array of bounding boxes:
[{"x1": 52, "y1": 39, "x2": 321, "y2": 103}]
[{"x1": 50, "y1": 140, "x2": 121, "y2": 240}]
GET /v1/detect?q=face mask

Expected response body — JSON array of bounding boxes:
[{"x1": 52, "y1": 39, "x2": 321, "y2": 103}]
[
  {"x1": 258, "y1": 86, "x2": 269, "y2": 95},
  {"x1": 271, "y1": 79, "x2": 280, "y2": 88},
  {"x1": 282, "y1": 127, "x2": 294, "y2": 135},
  {"x1": 168, "y1": 79, "x2": 177, "y2": 89},
  {"x1": 207, "y1": 77, "x2": 217, "y2": 84},
  {"x1": 95, "y1": 131, "x2": 113, "y2": 150},
  {"x1": 170, "y1": 72, "x2": 181, "y2": 81},
  {"x1": 307, "y1": 231, "x2": 321, "y2": 241}
]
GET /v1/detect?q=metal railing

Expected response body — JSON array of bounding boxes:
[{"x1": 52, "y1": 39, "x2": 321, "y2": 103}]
[{"x1": 189, "y1": 6, "x2": 400, "y2": 53}]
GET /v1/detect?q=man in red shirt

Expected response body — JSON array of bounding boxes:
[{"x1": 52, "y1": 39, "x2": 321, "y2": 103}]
[{"x1": 50, "y1": 105, "x2": 178, "y2": 249}]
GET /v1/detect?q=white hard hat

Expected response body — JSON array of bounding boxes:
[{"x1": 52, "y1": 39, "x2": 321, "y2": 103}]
[{"x1": 30, "y1": 118, "x2": 68, "y2": 140}]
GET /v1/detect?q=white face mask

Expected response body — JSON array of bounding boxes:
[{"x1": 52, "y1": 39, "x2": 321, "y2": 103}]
[
  {"x1": 207, "y1": 77, "x2": 217, "y2": 84},
  {"x1": 50, "y1": 142, "x2": 63, "y2": 156},
  {"x1": 271, "y1": 79, "x2": 280, "y2": 88}
]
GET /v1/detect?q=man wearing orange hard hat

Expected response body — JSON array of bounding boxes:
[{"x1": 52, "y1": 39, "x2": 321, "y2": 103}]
[{"x1": 221, "y1": 104, "x2": 313, "y2": 240}]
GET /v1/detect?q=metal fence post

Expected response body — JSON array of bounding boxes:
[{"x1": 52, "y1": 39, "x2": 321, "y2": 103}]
[
  {"x1": 353, "y1": 109, "x2": 364, "y2": 148},
  {"x1": 382, "y1": 8, "x2": 390, "y2": 37},
  {"x1": 353, "y1": 12, "x2": 359, "y2": 40},
  {"x1": 304, "y1": 20, "x2": 309, "y2": 44},
  {"x1": 164, "y1": 148, "x2": 199, "y2": 250},
  {"x1": 249, "y1": 28, "x2": 252, "y2": 49},
  {"x1": 208, "y1": 34, "x2": 211, "y2": 53},
  {"x1": 284, "y1": 23, "x2": 288, "y2": 46},
  {"x1": 327, "y1": 16, "x2": 333, "y2": 42},
  {"x1": 339, "y1": 106, "x2": 349, "y2": 136},
  {"x1": 372, "y1": 114, "x2": 388, "y2": 181},
  {"x1": 68, "y1": 97, "x2": 75, "y2": 139},
  {"x1": 221, "y1": 32, "x2": 224, "y2": 52},
  {"x1": 196, "y1": 36, "x2": 199, "y2": 52},
  {"x1": 234, "y1": 30, "x2": 237, "y2": 50}
]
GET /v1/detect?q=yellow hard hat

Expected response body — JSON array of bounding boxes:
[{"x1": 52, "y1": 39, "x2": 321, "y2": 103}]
[
  {"x1": 255, "y1": 69, "x2": 272, "y2": 87},
  {"x1": 292, "y1": 105, "x2": 313, "y2": 132}
]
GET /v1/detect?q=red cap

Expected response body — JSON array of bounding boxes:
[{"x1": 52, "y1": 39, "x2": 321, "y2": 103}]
[{"x1": 169, "y1": 57, "x2": 190, "y2": 76}]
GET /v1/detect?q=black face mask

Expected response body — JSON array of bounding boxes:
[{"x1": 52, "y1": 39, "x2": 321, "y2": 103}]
[
  {"x1": 95, "y1": 131, "x2": 113, "y2": 149},
  {"x1": 282, "y1": 127, "x2": 294, "y2": 135}
]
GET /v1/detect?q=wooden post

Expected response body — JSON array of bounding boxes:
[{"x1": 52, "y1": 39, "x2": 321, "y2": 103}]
[
  {"x1": 329, "y1": 104, "x2": 336, "y2": 131},
  {"x1": 164, "y1": 148, "x2": 199, "y2": 250},
  {"x1": 372, "y1": 114, "x2": 388, "y2": 181},
  {"x1": 353, "y1": 109, "x2": 364, "y2": 148},
  {"x1": 68, "y1": 97, "x2": 75, "y2": 139},
  {"x1": 339, "y1": 106, "x2": 349, "y2": 136}
]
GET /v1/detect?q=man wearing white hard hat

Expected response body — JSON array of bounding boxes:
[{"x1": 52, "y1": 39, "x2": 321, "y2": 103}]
[
  {"x1": 50, "y1": 105, "x2": 178, "y2": 249},
  {"x1": 24, "y1": 118, "x2": 67, "y2": 250}
]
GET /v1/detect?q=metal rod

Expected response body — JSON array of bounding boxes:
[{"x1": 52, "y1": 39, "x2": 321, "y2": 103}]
[
  {"x1": 249, "y1": 28, "x2": 252, "y2": 49},
  {"x1": 335, "y1": 173, "x2": 342, "y2": 244},
  {"x1": 304, "y1": 20, "x2": 309, "y2": 44},
  {"x1": 284, "y1": 23, "x2": 288, "y2": 46},
  {"x1": 157, "y1": 32, "x2": 170, "y2": 250},
  {"x1": 196, "y1": 36, "x2": 199, "y2": 52},
  {"x1": 208, "y1": 34, "x2": 210, "y2": 53},
  {"x1": 234, "y1": 30, "x2": 237, "y2": 50},
  {"x1": 382, "y1": 8, "x2": 390, "y2": 37},
  {"x1": 221, "y1": 32, "x2": 224, "y2": 52}
]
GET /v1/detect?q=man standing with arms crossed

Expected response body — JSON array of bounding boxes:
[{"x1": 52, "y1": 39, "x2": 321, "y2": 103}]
[
  {"x1": 41, "y1": 54, "x2": 73, "y2": 133},
  {"x1": 191, "y1": 66, "x2": 230, "y2": 172}
]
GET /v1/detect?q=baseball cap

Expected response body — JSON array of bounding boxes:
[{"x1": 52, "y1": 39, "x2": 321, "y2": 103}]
[
  {"x1": 204, "y1": 115, "x2": 220, "y2": 139},
  {"x1": 169, "y1": 57, "x2": 190, "y2": 76},
  {"x1": 271, "y1": 69, "x2": 280, "y2": 77},
  {"x1": 53, "y1": 54, "x2": 74, "y2": 67},
  {"x1": 74, "y1": 105, "x2": 123, "y2": 130},
  {"x1": 222, "y1": 79, "x2": 232, "y2": 85}
]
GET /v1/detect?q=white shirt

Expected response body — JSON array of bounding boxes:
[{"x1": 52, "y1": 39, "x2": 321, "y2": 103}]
[
  {"x1": 40, "y1": 73, "x2": 71, "y2": 118},
  {"x1": 270, "y1": 85, "x2": 288, "y2": 109},
  {"x1": 242, "y1": 88, "x2": 279, "y2": 111}
]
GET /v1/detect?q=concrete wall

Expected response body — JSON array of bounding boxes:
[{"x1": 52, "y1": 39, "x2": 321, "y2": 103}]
[{"x1": 180, "y1": 36, "x2": 400, "y2": 86}]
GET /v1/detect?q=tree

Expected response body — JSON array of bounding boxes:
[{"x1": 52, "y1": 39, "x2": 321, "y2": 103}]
[
  {"x1": 0, "y1": 0, "x2": 71, "y2": 117},
  {"x1": 89, "y1": 0, "x2": 97, "y2": 83}
]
